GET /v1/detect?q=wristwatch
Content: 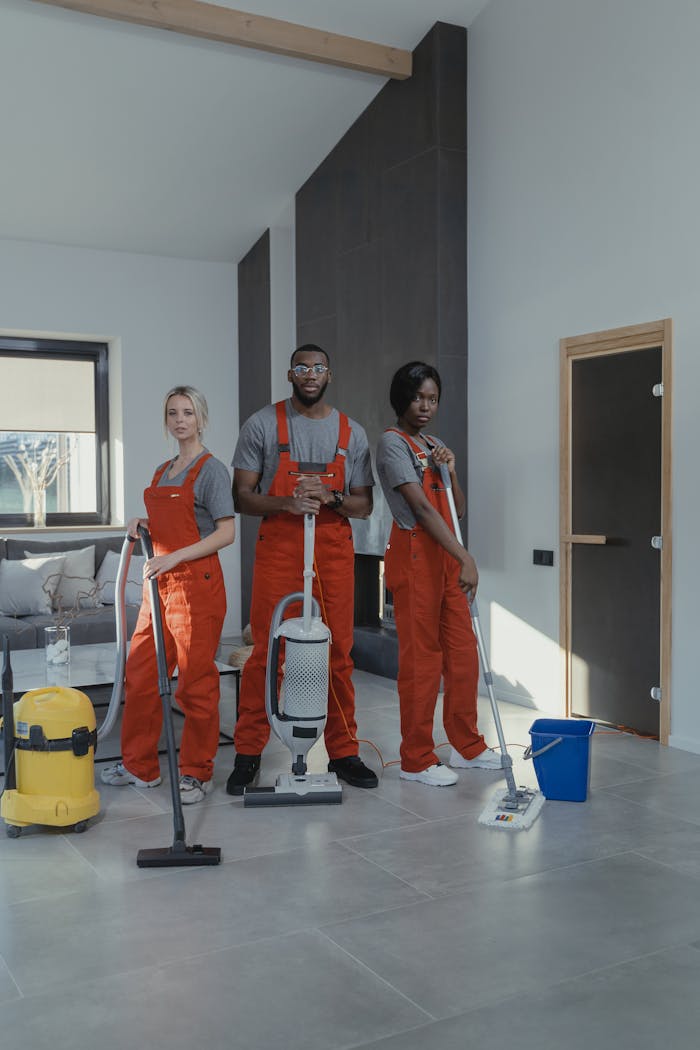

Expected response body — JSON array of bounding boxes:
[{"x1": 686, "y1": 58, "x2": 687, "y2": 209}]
[{"x1": 331, "y1": 490, "x2": 345, "y2": 509}]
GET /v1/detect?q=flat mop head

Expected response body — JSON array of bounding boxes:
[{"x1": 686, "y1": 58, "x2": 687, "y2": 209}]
[{"x1": 478, "y1": 784, "x2": 546, "y2": 831}]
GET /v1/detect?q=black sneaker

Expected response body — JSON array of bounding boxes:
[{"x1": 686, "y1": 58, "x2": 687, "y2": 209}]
[
  {"x1": 328, "y1": 755, "x2": 378, "y2": 789},
  {"x1": 226, "y1": 753, "x2": 261, "y2": 796}
]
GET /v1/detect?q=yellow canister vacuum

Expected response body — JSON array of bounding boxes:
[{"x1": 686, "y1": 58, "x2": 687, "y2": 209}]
[
  {"x1": 0, "y1": 534, "x2": 140, "y2": 838},
  {"x1": 1, "y1": 635, "x2": 100, "y2": 836}
]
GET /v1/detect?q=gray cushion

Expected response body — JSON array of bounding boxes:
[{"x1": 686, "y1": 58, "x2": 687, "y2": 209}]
[
  {"x1": 24, "y1": 545, "x2": 100, "y2": 610},
  {"x1": 0, "y1": 555, "x2": 66, "y2": 615},
  {"x1": 0, "y1": 615, "x2": 38, "y2": 650},
  {"x1": 7, "y1": 535, "x2": 127, "y2": 572}
]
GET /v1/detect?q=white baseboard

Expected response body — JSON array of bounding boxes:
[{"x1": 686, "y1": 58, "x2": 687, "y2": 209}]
[{"x1": 667, "y1": 733, "x2": 700, "y2": 756}]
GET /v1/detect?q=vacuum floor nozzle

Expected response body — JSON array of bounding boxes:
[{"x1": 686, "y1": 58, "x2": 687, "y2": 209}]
[
  {"x1": 244, "y1": 772, "x2": 342, "y2": 808},
  {"x1": 137, "y1": 843, "x2": 222, "y2": 867}
]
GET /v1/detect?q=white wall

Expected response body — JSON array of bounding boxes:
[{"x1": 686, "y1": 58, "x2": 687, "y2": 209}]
[
  {"x1": 468, "y1": 0, "x2": 700, "y2": 750},
  {"x1": 0, "y1": 238, "x2": 241, "y2": 635}
]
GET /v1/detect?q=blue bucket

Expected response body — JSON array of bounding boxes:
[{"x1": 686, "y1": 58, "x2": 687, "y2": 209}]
[{"x1": 527, "y1": 719, "x2": 595, "y2": 802}]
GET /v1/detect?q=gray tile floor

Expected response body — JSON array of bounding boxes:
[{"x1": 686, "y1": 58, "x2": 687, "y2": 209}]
[{"x1": 2, "y1": 667, "x2": 700, "y2": 1050}]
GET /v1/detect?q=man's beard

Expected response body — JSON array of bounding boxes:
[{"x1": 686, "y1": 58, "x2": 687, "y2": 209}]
[{"x1": 292, "y1": 379, "x2": 328, "y2": 407}]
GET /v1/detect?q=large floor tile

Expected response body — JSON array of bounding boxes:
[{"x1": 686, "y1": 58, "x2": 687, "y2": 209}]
[
  {"x1": 0, "y1": 929, "x2": 428, "y2": 1050},
  {"x1": 340, "y1": 789, "x2": 700, "y2": 896},
  {"x1": 601, "y1": 767, "x2": 700, "y2": 825},
  {"x1": 0, "y1": 832, "x2": 100, "y2": 904},
  {"x1": 321, "y1": 852, "x2": 700, "y2": 1018},
  {"x1": 356, "y1": 944, "x2": 700, "y2": 1050},
  {"x1": 0, "y1": 957, "x2": 20, "y2": 1006},
  {"x1": 591, "y1": 730, "x2": 700, "y2": 774},
  {"x1": 0, "y1": 839, "x2": 428, "y2": 995}
]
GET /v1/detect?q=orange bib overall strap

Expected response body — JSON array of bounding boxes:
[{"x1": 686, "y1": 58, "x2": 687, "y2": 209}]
[
  {"x1": 144, "y1": 452, "x2": 212, "y2": 554},
  {"x1": 234, "y1": 402, "x2": 358, "y2": 759},
  {"x1": 268, "y1": 400, "x2": 351, "y2": 525},
  {"x1": 384, "y1": 427, "x2": 454, "y2": 529},
  {"x1": 121, "y1": 451, "x2": 226, "y2": 783}
]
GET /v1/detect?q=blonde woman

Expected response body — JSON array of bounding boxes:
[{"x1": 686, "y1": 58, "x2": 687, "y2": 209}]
[{"x1": 102, "y1": 386, "x2": 235, "y2": 804}]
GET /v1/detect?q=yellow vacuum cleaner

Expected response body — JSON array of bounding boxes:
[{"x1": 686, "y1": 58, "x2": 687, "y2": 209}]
[{"x1": 1, "y1": 636, "x2": 99, "y2": 837}]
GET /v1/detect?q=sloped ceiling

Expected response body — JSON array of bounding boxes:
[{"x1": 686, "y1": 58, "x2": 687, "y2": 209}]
[{"x1": 0, "y1": 0, "x2": 489, "y2": 261}]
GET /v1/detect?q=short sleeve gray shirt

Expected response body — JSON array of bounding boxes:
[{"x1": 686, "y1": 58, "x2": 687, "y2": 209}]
[
  {"x1": 233, "y1": 401, "x2": 374, "y2": 494},
  {"x1": 376, "y1": 429, "x2": 444, "y2": 529},
  {"x1": 156, "y1": 450, "x2": 234, "y2": 539}
]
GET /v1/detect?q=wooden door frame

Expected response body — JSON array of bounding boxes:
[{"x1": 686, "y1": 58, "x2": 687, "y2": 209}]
[{"x1": 560, "y1": 319, "x2": 673, "y2": 743}]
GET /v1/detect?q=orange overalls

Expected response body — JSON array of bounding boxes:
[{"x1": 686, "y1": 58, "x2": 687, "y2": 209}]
[
  {"x1": 383, "y1": 429, "x2": 485, "y2": 773},
  {"x1": 120, "y1": 454, "x2": 227, "y2": 783},
  {"x1": 234, "y1": 401, "x2": 358, "y2": 760}
]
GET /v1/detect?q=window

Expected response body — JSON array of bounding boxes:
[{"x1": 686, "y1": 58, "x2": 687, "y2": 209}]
[{"x1": 0, "y1": 337, "x2": 110, "y2": 527}]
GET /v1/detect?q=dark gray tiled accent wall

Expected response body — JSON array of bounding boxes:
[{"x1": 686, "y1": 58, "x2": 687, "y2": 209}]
[
  {"x1": 237, "y1": 230, "x2": 271, "y2": 622},
  {"x1": 294, "y1": 21, "x2": 467, "y2": 675},
  {"x1": 236, "y1": 22, "x2": 467, "y2": 664},
  {"x1": 295, "y1": 22, "x2": 468, "y2": 558}
]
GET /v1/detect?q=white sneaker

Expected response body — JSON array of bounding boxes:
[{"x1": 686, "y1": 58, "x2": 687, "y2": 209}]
[
  {"x1": 179, "y1": 775, "x2": 213, "y2": 805},
  {"x1": 100, "y1": 762, "x2": 161, "y2": 788},
  {"x1": 449, "y1": 746, "x2": 503, "y2": 770},
  {"x1": 400, "y1": 763, "x2": 459, "y2": 787}
]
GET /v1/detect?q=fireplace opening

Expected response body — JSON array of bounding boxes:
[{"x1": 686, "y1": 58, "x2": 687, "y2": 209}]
[{"x1": 353, "y1": 554, "x2": 398, "y2": 679}]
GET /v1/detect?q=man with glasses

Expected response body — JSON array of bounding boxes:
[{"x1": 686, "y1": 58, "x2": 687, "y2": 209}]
[{"x1": 226, "y1": 344, "x2": 378, "y2": 794}]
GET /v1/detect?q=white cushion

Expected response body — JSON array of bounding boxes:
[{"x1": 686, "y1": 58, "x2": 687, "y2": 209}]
[
  {"x1": 25, "y1": 545, "x2": 100, "y2": 611},
  {"x1": 95, "y1": 549, "x2": 146, "y2": 605},
  {"x1": 0, "y1": 555, "x2": 66, "y2": 616}
]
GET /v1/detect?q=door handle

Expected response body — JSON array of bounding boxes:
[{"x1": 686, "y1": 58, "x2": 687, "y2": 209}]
[{"x1": 564, "y1": 535, "x2": 608, "y2": 545}]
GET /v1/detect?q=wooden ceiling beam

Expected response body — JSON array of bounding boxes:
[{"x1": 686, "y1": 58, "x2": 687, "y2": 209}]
[{"x1": 33, "y1": 0, "x2": 413, "y2": 79}]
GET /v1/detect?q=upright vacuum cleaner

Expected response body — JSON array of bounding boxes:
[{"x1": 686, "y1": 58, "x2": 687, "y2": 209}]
[
  {"x1": 244, "y1": 512, "x2": 342, "y2": 807},
  {"x1": 135, "y1": 525, "x2": 221, "y2": 866},
  {"x1": 439, "y1": 465, "x2": 545, "y2": 831}
]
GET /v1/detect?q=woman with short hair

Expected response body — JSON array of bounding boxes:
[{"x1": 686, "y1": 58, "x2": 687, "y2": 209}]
[{"x1": 376, "y1": 362, "x2": 499, "y2": 786}]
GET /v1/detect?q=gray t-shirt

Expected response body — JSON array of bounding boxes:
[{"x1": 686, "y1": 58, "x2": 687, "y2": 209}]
[
  {"x1": 233, "y1": 401, "x2": 374, "y2": 495},
  {"x1": 156, "y1": 449, "x2": 234, "y2": 539},
  {"x1": 376, "y1": 429, "x2": 445, "y2": 530}
]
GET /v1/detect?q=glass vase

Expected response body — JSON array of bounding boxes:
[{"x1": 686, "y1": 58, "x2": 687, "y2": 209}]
[
  {"x1": 45, "y1": 625, "x2": 70, "y2": 667},
  {"x1": 33, "y1": 486, "x2": 47, "y2": 528}
]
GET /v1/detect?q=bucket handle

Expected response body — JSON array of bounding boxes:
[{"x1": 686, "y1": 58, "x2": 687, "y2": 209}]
[{"x1": 524, "y1": 736, "x2": 563, "y2": 761}]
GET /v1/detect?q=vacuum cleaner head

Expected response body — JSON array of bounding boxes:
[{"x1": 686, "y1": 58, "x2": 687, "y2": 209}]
[
  {"x1": 244, "y1": 772, "x2": 342, "y2": 807},
  {"x1": 137, "y1": 842, "x2": 222, "y2": 867}
]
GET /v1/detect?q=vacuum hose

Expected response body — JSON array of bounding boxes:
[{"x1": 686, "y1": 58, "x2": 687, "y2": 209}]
[{"x1": 96, "y1": 532, "x2": 137, "y2": 742}]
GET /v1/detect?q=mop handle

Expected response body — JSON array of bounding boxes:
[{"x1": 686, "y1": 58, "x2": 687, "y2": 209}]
[
  {"x1": 303, "y1": 512, "x2": 315, "y2": 633},
  {"x1": 438, "y1": 463, "x2": 510, "y2": 760}
]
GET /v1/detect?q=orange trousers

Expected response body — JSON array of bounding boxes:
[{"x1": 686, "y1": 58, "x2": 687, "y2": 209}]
[
  {"x1": 234, "y1": 518, "x2": 358, "y2": 759},
  {"x1": 384, "y1": 526, "x2": 485, "y2": 772},
  {"x1": 121, "y1": 558, "x2": 226, "y2": 782}
]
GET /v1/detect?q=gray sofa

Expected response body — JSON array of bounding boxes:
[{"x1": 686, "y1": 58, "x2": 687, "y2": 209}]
[{"x1": 0, "y1": 535, "x2": 141, "y2": 650}]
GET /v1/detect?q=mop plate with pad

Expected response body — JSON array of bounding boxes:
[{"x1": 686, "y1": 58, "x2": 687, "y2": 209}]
[
  {"x1": 244, "y1": 512, "x2": 342, "y2": 807},
  {"x1": 439, "y1": 465, "x2": 545, "y2": 831}
]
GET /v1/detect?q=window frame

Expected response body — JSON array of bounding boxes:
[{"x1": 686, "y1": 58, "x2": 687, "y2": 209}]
[{"x1": 0, "y1": 336, "x2": 110, "y2": 528}]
